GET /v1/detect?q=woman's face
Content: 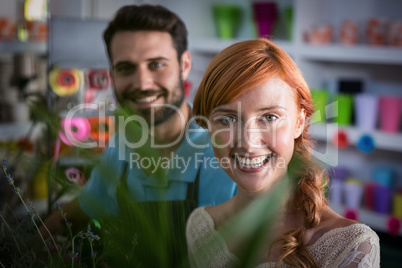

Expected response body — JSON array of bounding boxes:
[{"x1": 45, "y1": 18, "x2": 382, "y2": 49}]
[{"x1": 208, "y1": 76, "x2": 305, "y2": 196}]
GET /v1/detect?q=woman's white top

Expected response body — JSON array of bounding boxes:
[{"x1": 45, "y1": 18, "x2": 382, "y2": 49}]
[{"x1": 186, "y1": 207, "x2": 380, "y2": 268}]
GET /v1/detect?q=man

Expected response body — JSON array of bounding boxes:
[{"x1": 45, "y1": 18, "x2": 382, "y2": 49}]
[{"x1": 42, "y1": 4, "x2": 236, "y2": 266}]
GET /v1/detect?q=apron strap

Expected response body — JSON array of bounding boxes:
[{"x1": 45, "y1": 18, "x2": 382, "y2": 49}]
[
  {"x1": 113, "y1": 161, "x2": 200, "y2": 267},
  {"x1": 120, "y1": 162, "x2": 129, "y2": 188},
  {"x1": 186, "y1": 167, "x2": 200, "y2": 205}
]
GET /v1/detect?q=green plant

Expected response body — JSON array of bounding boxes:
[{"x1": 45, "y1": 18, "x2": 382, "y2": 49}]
[{"x1": 1, "y1": 159, "x2": 101, "y2": 267}]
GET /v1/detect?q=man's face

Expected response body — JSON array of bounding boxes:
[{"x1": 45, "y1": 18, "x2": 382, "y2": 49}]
[{"x1": 110, "y1": 31, "x2": 186, "y2": 125}]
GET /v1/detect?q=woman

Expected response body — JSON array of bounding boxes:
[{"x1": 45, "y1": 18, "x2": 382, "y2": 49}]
[{"x1": 186, "y1": 39, "x2": 379, "y2": 267}]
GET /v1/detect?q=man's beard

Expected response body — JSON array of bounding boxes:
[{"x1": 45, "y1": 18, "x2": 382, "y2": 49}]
[
  {"x1": 118, "y1": 77, "x2": 185, "y2": 126},
  {"x1": 141, "y1": 83, "x2": 184, "y2": 126}
]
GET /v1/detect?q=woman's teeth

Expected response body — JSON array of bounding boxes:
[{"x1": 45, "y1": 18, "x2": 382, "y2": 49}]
[
  {"x1": 235, "y1": 154, "x2": 271, "y2": 168},
  {"x1": 135, "y1": 95, "x2": 158, "y2": 103}
]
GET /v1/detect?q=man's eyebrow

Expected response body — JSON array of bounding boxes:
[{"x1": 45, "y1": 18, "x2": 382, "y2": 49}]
[
  {"x1": 113, "y1": 61, "x2": 134, "y2": 68},
  {"x1": 146, "y1": 57, "x2": 169, "y2": 62},
  {"x1": 113, "y1": 57, "x2": 169, "y2": 68}
]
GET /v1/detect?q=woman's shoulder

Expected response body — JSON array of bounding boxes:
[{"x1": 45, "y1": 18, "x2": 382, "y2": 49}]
[
  {"x1": 322, "y1": 205, "x2": 377, "y2": 236},
  {"x1": 186, "y1": 206, "x2": 214, "y2": 239},
  {"x1": 313, "y1": 222, "x2": 379, "y2": 246},
  {"x1": 312, "y1": 205, "x2": 378, "y2": 242},
  {"x1": 186, "y1": 206, "x2": 241, "y2": 267},
  {"x1": 307, "y1": 206, "x2": 380, "y2": 267},
  {"x1": 188, "y1": 206, "x2": 211, "y2": 223},
  {"x1": 309, "y1": 223, "x2": 380, "y2": 267}
]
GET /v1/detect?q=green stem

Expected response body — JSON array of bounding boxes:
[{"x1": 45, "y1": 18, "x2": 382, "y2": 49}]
[
  {"x1": 28, "y1": 200, "x2": 65, "y2": 265},
  {"x1": 2, "y1": 166, "x2": 53, "y2": 264},
  {"x1": 15, "y1": 190, "x2": 52, "y2": 262},
  {"x1": 70, "y1": 233, "x2": 83, "y2": 268},
  {"x1": 89, "y1": 241, "x2": 96, "y2": 268},
  {"x1": 0, "y1": 260, "x2": 6, "y2": 268},
  {"x1": 35, "y1": 212, "x2": 63, "y2": 259},
  {"x1": 71, "y1": 235, "x2": 76, "y2": 268},
  {"x1": 23, "y1": 198, "x2": 53, "y2": 262}
]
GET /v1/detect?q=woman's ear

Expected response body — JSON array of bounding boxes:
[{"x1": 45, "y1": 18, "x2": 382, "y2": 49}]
[
  {"x1": 294, "y1": 108, "x2": 306, "y2": 139},
  {"x1": 180, "y1": 50, "x2": 192, "y2": 81}
]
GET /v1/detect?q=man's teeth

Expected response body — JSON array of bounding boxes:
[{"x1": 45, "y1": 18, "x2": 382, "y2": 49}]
[
  {"x1": 135, "y1": 95, "x2": 158, "y2": 103},
  {"x1": 235, "y1": 155, "x2": 271, "y2": 168}
]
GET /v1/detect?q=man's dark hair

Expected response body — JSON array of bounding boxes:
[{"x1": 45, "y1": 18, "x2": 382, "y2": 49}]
[{"x1": 103, "y1": 4, "x2": 188, "y2": 61}]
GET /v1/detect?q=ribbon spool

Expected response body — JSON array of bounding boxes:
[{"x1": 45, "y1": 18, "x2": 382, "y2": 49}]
[
  {"x1": 58, "y1": 117, "x2": 91, "y2": 146},
  {"x1": 344, "y1": 208, "x2": 358, "y2": 221},
  {"x1": 386, "y1": 216, "x2": 401, "y2": 236},
  {"x1": 65, "y1": 167, "x2": 85, "y2": 185},
  {"x1": 333, "y1": 130, "x2": 349, "y2": 149},
  {"x1": 88, "y1": 70, "x2": 110, "y2": 90},
  {"x1": 49, "y1": 67, "x2": 82, "y2": 96},
  {"x1": 357, "y1": 134, "x2": 375, "y2": 153},
  {"x1": 88, "y1": 117, "x2": 114, "y2": 143}
]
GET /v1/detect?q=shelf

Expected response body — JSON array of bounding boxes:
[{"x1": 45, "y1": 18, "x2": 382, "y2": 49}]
[
  {"x1": 57, "y1": 155, "x2": 100, "y2": 167},
  {"x1": 189, "y1": 38, "x2": 402, "y2": 66},
  {"x1": 58, "y1": 109, "x2": 115, "y2": 118},
  {"x1": 0, "y1": 40, "x2": 47, "y2": 54},
  {"x1": 299, "y1": 44, "x2": 402, "y2": 65},
  {"x1": 189, "y1": 38, "x2": 295, "y2": 55},
  {"x1": 49, "y1": 60, "x2": 109, "y2": 70},
  {"x1": 309, "y1": 124, "x2": 402, "y2": 153},
  {"x1": 330, "y1": 202, "x2": 402, "y2": 237},
  {"x1": 0, "y1": 122, "x2": 45, "y2": 141}
]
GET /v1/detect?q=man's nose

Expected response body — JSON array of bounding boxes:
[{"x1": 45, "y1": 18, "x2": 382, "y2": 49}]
[{"x1": 133, "y1": 68, "x2": 153, "y2": 90}]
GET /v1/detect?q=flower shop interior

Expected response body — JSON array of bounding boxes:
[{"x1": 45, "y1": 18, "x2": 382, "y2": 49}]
[{"x1": 0, "y1": 0, "x2": 402, "y2": 267}]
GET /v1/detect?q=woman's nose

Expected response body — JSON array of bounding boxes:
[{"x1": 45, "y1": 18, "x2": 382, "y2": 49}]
[{"x1": 238, "y1": 120, "x2": 269, "y2": 150}]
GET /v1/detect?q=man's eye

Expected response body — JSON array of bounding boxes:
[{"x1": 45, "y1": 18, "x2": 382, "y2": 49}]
[
  {"x1": 149, "y1": 62, "x2": 163, "y2": 70},
  {"x1": 219, "y1": 116, "x2": 237, "y2": 124},
  {"x1": 116, "y1": 65, "x2": 134, "y2": 74}
]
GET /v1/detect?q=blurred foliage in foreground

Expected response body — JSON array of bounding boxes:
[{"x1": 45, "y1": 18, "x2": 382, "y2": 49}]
[{"x1": 0, "y1": 103, "x2": 295, "y2": 267}]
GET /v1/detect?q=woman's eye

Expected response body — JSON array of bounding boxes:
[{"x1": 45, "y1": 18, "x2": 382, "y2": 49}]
[
  {"x1": 219, "y1": 116, "x2": 237, "y2": 124},
  {"x1": 264, "y1": 114, "x2": 278, "y2": 122}
]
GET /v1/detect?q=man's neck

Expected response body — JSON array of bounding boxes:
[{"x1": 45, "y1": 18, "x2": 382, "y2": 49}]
[{"x1": 150, "y1": 101, "x2": 190, "y2": 157}]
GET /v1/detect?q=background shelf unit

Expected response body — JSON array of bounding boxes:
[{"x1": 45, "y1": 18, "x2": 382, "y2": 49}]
[
  {"x1": 309, "y1": 124, "x2": 402, "y2": 153},
  {"x1": 0, "y1": 122, "x2": 45, "y2": 141},
  {"x1": 330, "y1": 202, "x2": 402, "y2": 237},
  {"x1": 190, "y1": 39, "x2": 402, "y2": 66},
  {"x1": 0, "y1": 41, "x2": 47, "y2": 54}
]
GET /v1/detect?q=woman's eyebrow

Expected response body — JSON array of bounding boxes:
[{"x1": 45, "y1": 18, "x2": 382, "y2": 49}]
[
  {"x1": 211, "y1": 105, "x2": 288, "y2": 115},
  {"x1": 258, "y1": 105, "x2": 287, "y2": 111}
]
